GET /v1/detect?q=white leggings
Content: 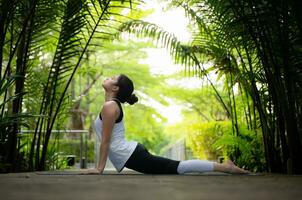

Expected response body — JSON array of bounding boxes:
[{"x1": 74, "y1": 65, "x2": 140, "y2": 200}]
[{"x1": 177, "y1": 160, "x2": 214, "y2": 174}]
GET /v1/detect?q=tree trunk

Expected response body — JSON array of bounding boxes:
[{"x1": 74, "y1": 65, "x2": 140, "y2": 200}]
[{"x1": 8, "y1": 26, "x2": 27, "y2": 171}]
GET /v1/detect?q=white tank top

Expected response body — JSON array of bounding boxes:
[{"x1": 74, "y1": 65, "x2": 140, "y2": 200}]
[{"x1": 94, "y1": 115, "x2": 138, "y2": 172}]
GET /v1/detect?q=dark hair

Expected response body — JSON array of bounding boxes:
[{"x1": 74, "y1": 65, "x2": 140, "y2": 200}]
[{"x1": 116, "y1": 74, "x2": 138, "y2": 105}]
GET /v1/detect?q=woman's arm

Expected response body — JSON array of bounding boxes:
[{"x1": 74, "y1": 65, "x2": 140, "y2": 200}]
[{"x1": 97, "y1": 101, "x2": 118, "y2": 173}]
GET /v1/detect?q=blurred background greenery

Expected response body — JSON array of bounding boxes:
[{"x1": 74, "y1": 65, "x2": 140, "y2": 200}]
[{"x1": 1, "y1": 0, "x2": 301, "y2": 174}]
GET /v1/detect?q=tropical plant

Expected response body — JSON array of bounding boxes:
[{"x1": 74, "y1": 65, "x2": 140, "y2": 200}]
[
  {"x1": 187, "y1": 121, "x2": 265, "y2": 172},
  {"x1": 0, "y1": 0, "x2": 143, "y2": 172}
]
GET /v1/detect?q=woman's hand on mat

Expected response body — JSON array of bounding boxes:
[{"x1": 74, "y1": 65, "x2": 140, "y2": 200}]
[{"x1": 86, "y1": 168, "x2": 103, "y2": 174}]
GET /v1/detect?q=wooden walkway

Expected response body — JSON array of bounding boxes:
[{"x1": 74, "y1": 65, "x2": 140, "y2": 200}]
[{"x1": 1, "y1": 170, "x2": 302, "y2": 200}]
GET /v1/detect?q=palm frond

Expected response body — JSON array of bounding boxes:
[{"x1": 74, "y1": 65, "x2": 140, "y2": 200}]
[{"x1": 33, "y1": 0, "x2": 144, "y2": 170}]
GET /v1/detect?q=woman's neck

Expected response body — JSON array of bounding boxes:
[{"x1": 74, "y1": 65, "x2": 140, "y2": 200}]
[{"x1": 105, "y1": 92, "x2": 117, "y2": 102}]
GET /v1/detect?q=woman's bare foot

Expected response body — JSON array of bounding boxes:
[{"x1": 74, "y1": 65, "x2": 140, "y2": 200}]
[
  {"x1": 214, "y1": 160, "x2": 250, "y2": 174},
  {"x1": 223, "y1": 160, "x2": 250, "y2": 174}
]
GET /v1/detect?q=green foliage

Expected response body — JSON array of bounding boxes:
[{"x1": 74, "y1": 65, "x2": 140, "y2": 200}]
[
  {"x1": 188, "y1": 121, "x2": 265, "y2": 172},
  {"x1": 188, "y1": 121, "x2": 225, "y2": 160},
  {"x1": 45, "y1": 138, "x2": 95, "y2": 170},
  {"x1": 124, "y1": 103, "x2": 168, "y2": 154},
  {"x1": 164, "y1": 84, "x2": 229, "y2": 121},
  {"x1": 55, "y1": 139, "x2": 95, "y2": 162}
]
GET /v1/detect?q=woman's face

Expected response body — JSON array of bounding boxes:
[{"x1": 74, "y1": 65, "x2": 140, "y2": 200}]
[{"x1": 102, "y1": 75, "x2": 119, "y2": 91}]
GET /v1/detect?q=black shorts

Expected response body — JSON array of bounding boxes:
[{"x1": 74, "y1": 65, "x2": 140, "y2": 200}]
[{"x1": 124, "y1": 143, "x2": 180, "y2": 174}]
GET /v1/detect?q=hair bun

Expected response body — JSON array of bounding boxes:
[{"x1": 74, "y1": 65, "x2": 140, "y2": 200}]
[{"x1": 126, "y1": 94, "x2": 138, "y2": 105}]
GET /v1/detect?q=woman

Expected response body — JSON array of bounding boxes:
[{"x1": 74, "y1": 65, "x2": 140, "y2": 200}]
[{"x1": 90, "y1": 74, "x2": 249, "y2": 174}]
